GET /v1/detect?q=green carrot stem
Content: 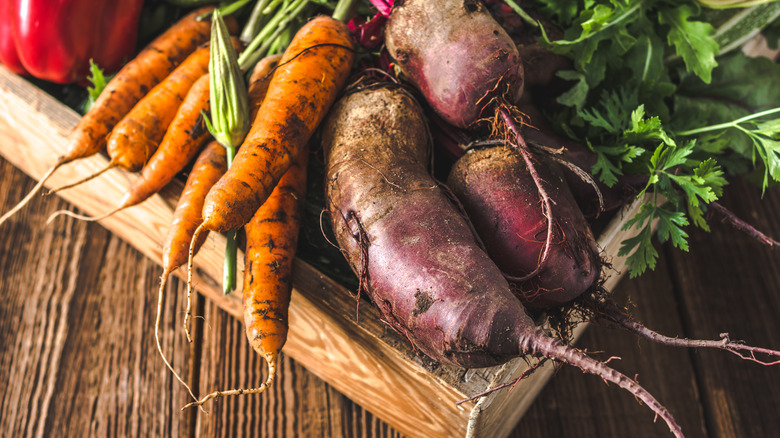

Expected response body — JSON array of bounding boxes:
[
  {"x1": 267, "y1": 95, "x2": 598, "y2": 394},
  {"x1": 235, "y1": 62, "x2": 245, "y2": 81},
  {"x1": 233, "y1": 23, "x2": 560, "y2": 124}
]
[
  {"x1": 223, "y1": 229, "x2": 238, "y2": 294},
  {"x1": 223, "y1": 145, "x2": 237, "y2": 294},
  {"x1": 331, "y1": 0, "x2": 359, "y2": 22},
  {"x1": 238, "y1": 0, "x2": 310, "y2": 71},
  {"x1": 240, "y1": 0, "x2": 272, "y2": 42}
]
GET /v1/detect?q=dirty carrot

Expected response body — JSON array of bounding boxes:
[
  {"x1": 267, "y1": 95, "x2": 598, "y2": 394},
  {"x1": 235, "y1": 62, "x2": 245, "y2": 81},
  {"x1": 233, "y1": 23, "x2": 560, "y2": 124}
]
[
  {"x1": 0, "y1": 7, "x2": 220, "y2": 227},
  {"x1": 159, "y1": 56, "x2": 278, "y2": 390},
  {"x1": 247, "y1": 53, "x2": 282, "y2": 120},
  {"x1": 184, "y1": 145, "x2": 307, "y2": 409},
  {"x1": 48, "y1": 73, "x2": 212, "y2": 224},
  {"x1": 154, "y1": 140, "x2": 227, "y2": 405},
  {"x1": 204, "y1": 16, "x2": 354, "y2": 232},
  {"x1": 48, "y1": 44, "x2": 216, "y2": 198},
  {"x1": 183, "y1": 14, "x2": 355, "y2": 338}
]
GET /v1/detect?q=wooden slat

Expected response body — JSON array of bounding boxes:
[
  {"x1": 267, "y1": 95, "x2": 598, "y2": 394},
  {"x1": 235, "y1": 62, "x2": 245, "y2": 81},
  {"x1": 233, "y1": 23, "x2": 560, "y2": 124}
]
[
  {"x1": 0, "y1": 160, "x2": 194, "y2": 438},
  {"x1": 666, "y1": 177, "x2": 780, "y2": 437}
]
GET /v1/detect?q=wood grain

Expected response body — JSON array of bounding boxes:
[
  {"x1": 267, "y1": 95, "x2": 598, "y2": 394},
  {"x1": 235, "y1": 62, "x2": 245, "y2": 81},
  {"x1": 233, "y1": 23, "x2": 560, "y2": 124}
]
[{"x1": 0, "y1": 159, "x2": 194, "y2": 438}]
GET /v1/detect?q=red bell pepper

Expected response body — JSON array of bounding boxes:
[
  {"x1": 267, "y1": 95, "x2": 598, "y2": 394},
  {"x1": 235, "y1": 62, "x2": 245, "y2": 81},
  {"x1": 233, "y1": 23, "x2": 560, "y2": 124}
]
[{"x1": 0, "y1": 0, "x2": 145, "y2": 84}]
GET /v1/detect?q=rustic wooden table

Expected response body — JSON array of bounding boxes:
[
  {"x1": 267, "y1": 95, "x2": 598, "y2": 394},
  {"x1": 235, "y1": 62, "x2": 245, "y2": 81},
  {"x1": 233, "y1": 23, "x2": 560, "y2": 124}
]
[{"x1": 2, "y1": 151, "x2": 780, "y2": 437}]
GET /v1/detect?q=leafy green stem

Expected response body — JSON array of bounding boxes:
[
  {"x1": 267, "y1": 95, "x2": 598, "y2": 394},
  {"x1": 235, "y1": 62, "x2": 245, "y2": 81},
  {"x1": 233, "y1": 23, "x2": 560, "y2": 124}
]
[
  {"x1": 675, "y1": 106, "x2": 780, "y2": 136},
  {"x1": 237, "y1": 0, "x2": 310, "y2": 71},
  {"x1": 503, "y1": 0, "x2": 539, "y2": 28},
  {"x1": 331, "y1": 0, "x2": 359, "y2": 22}
]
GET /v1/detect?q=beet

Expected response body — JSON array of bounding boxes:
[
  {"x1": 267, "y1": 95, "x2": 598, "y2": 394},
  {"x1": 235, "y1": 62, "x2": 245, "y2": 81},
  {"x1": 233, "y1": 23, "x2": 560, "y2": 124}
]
[
  {"x1": 385, "y1": 0, "x2": 523, "y2": 129},
  {"x1": 448, "y1": 146, "x2": 601, "y2": 308},
  {"x1": 323, "y1": 84, "x2": 527, "y2": 368},
  {"x1": 322, "y1": 83, "x2": 683, "y2": 437}
]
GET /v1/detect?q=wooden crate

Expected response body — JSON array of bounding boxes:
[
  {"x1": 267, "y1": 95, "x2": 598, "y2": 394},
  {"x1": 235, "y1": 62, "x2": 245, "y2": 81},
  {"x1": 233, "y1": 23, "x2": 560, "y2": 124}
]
[{"x1": 0, "y1": 66, "x2": 642, "y2": 438}]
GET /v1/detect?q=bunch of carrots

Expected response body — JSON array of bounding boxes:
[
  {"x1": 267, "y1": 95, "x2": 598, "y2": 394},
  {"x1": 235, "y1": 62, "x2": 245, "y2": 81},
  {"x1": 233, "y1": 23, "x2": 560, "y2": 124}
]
[{"x1": 0, "y1": 0, "x2": 358, "y2": 408}]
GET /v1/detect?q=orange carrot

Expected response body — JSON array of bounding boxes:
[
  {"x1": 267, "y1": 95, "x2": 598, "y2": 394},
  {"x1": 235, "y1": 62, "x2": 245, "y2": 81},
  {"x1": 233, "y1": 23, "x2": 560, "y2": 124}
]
[
  {"x1": 202, "y1": 16, "x2": 354, "y2": 232},
  {"x1": 122, "y1": 73, "x2": 212, "y2": 206},
  {"x1": 184, "y1": 143, "x2": 308, "y2": 409},
  {"x1": 183, "y1": 16, "x2": 354, "y2": 338},
  {"x1": 0, "y1": 7, "x2": 220, "y2": 227},
  {"x1": 106, "y1": 45, "x2": 212, "y2": 172},
  {"x1": 161, "y1": 54, "x2": 281, "y2": 279},
  {"x1": 50, "y1": 44, "x2": 214, "y2": 196},
  {"x1": 154, "y1": 55, "x2": 281, "y2": 405},
  {"x1": 154, "y1": 140, "x2": 227, "y2": 405},
  {"x1": 49, "y1": 73, "x2": 212, "y2": 223},
  {"x1": 247, "y1": 53, "x2": 282, "y2": 120}
]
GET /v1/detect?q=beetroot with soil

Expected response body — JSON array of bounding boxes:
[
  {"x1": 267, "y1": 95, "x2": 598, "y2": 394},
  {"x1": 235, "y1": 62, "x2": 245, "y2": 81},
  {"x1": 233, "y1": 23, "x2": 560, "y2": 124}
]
[
  {"x1": 447, "y1": 146, "x2": 601, "y2": 308},
  {"x1": 322, "y1": 83, "x2": 683, "y2": 437},
  {"x1": 384, "y1": 0, "x2": 523, "y2": 129}
]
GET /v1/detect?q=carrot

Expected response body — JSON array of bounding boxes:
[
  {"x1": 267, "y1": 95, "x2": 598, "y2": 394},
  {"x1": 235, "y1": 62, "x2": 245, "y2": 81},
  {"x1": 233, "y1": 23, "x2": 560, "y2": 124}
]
[
  {"x1": 201, "y1": 15, "x2": 354, "y2": 232},
  {"x1": 154, "y1": 55, "x2": 281, "y2": 405},
  {"x1": 184, "y1": 145, "x2": 308, "y2": 409},
  {"x1": 120, "y1": 73, "x2": 212, "y2": 206},
  {"x1": 0, "y1": 7, "x2": 221, "y2": 227},
  {"x1": 129, "y1": 53, "x2": 281, "y2": 214},
  {"x1": 49, "y1": 44, "x2": 215, "y2": 196},
  {"x1": 154, "y1": 140, "x2": 228, "y2": 406},
  {"x1": 183, "y1": 15, "x2": 354, "y2": 338},
  {"x1": 47, "y1": 73, "x2": 212, "y2": 225},
  {"x1": 247, "y1": 53, "x2": 282, "y2": 120}
]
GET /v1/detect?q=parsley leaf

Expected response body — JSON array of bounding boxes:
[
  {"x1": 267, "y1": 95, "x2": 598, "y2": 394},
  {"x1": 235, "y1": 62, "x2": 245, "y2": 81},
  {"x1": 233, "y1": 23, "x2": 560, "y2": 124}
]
[
  {"x1": 82, "y1": 60, "x2": 111, "y2": 114},
  {"x1": 658, "y1": 5, "x2": 719, "y2": 84}
]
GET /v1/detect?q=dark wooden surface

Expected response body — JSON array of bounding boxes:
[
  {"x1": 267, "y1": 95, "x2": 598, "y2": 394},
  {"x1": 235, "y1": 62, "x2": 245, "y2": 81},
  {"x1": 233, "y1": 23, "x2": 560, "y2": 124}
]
[{"x1": 2, "y1": 154, "x2": 779, "y2": 438}]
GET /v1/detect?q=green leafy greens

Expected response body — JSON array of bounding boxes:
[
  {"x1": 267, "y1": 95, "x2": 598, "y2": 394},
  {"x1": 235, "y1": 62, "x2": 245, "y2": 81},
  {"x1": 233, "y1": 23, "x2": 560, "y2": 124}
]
[{"x1": 526, "y1": 0, "x2": 780, "y2": 276}]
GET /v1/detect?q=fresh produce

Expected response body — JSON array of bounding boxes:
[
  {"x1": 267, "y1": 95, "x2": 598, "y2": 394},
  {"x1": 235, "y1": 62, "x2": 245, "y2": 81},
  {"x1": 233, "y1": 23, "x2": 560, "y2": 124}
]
[
  {"x1": 82, "y1": 44, "x2": 211, "y2": 176},
  {"x1": 183, "y1": 13, "x2": 355, "y2": 336},
  {"x1": 114, "y1": 73, "x2": 212, "y2": 207},
  {"x1": 202, "y1": 10, "x2": 252, "y2": 295},
  {"x1": 0, "y1": 7, "x2": 220, "y2": 227},
  {"x1": 198, "y1": 15, "x2": 354, "y2": 232},
  {"x1": 385, "y1": 0, "x2": 523, "y2": 129},
  {"x1": 0, "y1": 1, "x2": 24, "y2": 75},
  {"x1": 154, "y1": 50, "x2": 281, "y2": 407},
  {"x1": 48, "y1": 73, "x2": 212, "y2": 223},
  {"x1": 153, "y1": 140, "x2": 228, "y2": 406},
  {"x1": 384, "y1": 0, "x2": 567, "y2": 286},
  {"x1": 519, "y1": 0, "x2": 780, "y2": 276},
  {"x1": 323, "y1": 83, "x2": 683, "y2": 436},
  {"x1": 0, "y1": 0, "x2": 145, "y2": 83},
  {"x1": 447, "y1": 146, "x2": 601, "y2": 308},
  {"x1": 185, "y1": 145, "x2": 308, "y2": 409},
  {"x1": 247, "y1": 54, "x2": 282, "y2": 119}
]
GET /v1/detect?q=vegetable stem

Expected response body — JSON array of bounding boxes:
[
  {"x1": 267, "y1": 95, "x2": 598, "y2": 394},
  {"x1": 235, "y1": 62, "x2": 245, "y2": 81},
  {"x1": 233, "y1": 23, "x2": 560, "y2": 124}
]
[
  {"x1": 237, "y1": 0, "x2": 310, "y2": 71},
  {"x1": 503, "y1": 0, "x2": 539, "y2": 28},
  {"x1": 224, "y1": 229, "x2": 238, "y2": 294},
  {"x1": 332, "y1": 0, "x2": 359, "y2": 22},
  {"x1": 675, "y1": 106, "x2": 780, "y2": 136},
  {"x1": 223, "y1": 145, "x2": 238, "y2": 295}
]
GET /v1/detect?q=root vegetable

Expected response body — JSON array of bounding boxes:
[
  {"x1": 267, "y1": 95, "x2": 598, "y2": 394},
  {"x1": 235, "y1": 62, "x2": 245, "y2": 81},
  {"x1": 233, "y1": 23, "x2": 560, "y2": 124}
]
[
  {"x1": 384, "y1": 0, "x2": 523, "y2": 129},
  {"x1": 447, "y1": 145, "x2": 601, "y2": 308},
  {"x1": 0, "y1": 7, "x2": 224, "y2": 227},
  {"x1": 323, "y1": 83, "x2": 683, "y2": 437}
]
